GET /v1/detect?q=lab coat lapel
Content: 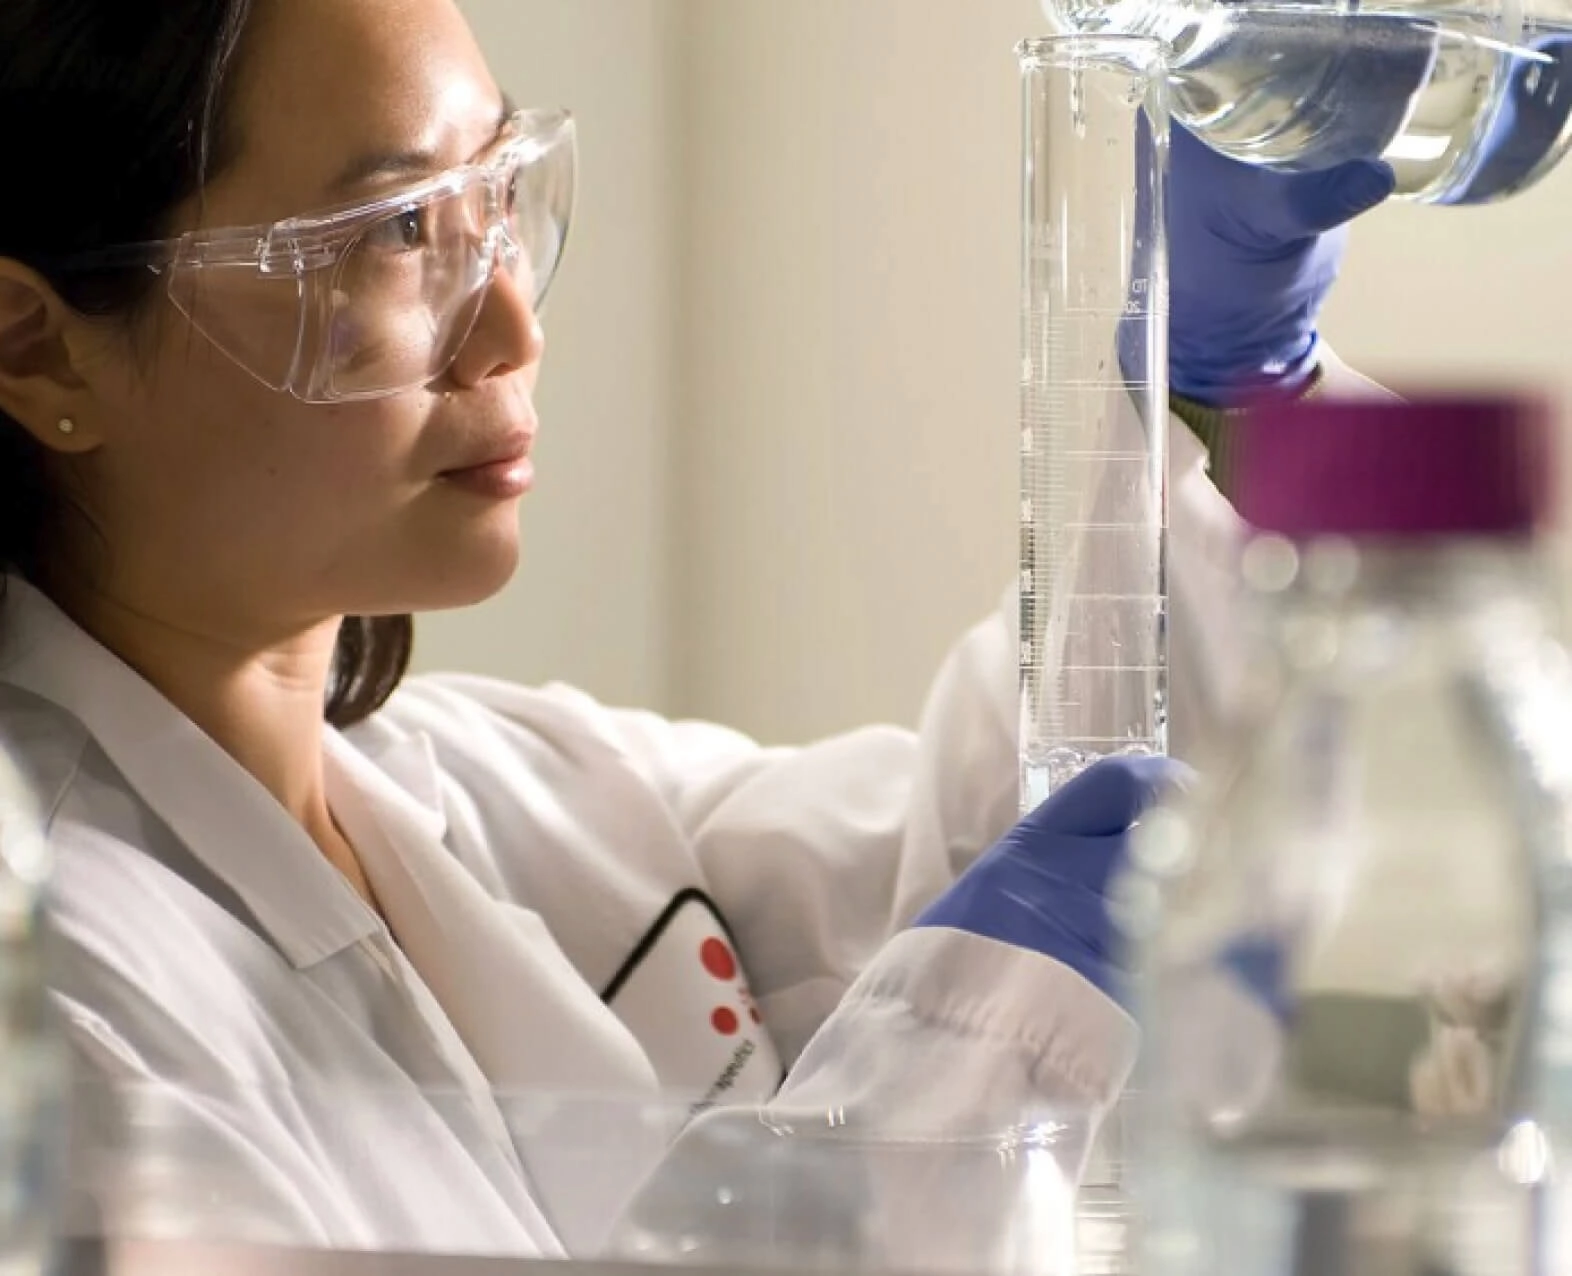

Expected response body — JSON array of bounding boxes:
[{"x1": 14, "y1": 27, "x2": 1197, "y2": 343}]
[
  {"x1": 325, "y1": 738, "x2": 685, "y2": 1257},
  {"x1": 324, "y1": 731, "x2": 661, "y2": 1098}
]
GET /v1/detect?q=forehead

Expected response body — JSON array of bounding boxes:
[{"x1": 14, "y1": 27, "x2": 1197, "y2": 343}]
[{"x1": 206, "y1": 0, "x2": 502, "y2": 221}]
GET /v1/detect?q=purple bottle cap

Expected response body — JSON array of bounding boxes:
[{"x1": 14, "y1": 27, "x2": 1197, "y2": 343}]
[{"x1": 1232, "y1": 394, "x2": 1558, "y2": 539}]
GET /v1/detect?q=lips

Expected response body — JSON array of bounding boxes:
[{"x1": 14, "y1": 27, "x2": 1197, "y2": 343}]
[
  {"x1": 437, "y1": 425, "x2": 537, "y2": 499},
  {"x1": 441, "y1": 428, "x2": 535, "y2": 477}
]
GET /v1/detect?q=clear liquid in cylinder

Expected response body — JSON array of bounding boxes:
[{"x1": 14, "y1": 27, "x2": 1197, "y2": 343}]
[{"x1": 1043, "y1": 0, "x2": 1572, "y2": 204}]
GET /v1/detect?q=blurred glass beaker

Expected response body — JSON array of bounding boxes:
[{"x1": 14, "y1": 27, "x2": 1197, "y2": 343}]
[
  {"x1": 0, "y1": 740, "x2": 64, "y2": 1276},
  {"x1": 604, "y1": 1108, "x2": 1084, "y2": 1276},
  {"x1": 1017, "y1": 35, "x2": 1170, "y2": 811},
  {"x1": 65, "y1": 1075, "x2": 1092, "y2": 1276}
]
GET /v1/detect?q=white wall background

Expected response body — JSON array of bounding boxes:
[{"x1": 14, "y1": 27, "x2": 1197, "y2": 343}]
[
  {"x1": 424, "y1": 0, "x2": 1572, "y2": 745},
  {"x1": 418, "y1": 0, "x2": 684, "y2": 716}
]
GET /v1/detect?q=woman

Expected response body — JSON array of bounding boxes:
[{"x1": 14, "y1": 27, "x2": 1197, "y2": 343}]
[{"x1": 0, "y1": 0, "x2": 1389, "y2": 1259}]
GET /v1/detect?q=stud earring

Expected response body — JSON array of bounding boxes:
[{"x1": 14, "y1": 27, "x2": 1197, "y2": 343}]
[{"x1": 57, "y1": 418, "x2": 76, "y2": 436}]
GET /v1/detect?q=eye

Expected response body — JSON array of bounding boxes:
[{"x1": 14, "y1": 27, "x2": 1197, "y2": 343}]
[{"x1": 363, "y1": 204, "x2": 435, "y2": 254}]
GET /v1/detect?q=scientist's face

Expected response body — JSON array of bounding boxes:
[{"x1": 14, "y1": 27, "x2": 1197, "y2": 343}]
[{"x1": 45, "y1": 0, "x2": 541, "y2": 637}]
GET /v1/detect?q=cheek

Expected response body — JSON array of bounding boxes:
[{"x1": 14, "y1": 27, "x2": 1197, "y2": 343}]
[
  {"x1": 101, "y1": 349, "x2": 426, "y2": 541},
  {"x1": 82, "y1": 337, "x2": 518, "y2": 613}
]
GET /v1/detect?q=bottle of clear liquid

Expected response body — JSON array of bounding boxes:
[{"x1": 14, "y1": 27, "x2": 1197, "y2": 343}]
[
  {"x1": 1040, "y1": 0, "x2": 1572, "y2": 206},
  {"x1": 0, "y1": 745, "x2": 65, "y2": 1275},
  {"x1": 1120, "y1": 394, "x2": 1572, "y2": 1276}
]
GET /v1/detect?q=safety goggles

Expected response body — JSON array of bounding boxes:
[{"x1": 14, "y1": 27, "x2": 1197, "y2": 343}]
[{"x1": 57, "y1": 107, "x2": 576, "y2": 403}]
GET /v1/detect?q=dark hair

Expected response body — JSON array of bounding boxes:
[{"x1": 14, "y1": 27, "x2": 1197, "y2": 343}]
[{"x1": 0, "y1": 0, "x2": 412, "y2": 727}]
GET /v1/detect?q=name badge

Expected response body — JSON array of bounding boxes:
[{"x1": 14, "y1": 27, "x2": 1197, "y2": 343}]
[{"x1": 604, "y1": 890, "x2": 785, "y2": 1112}]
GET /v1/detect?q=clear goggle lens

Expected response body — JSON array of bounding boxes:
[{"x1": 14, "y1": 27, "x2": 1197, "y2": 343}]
[
  {"x1": 165, "y1": 110, "x2": 575, "y2": 403},
  {"x1": 319, "y1": 137, "x2": 572, "y2": 401}
]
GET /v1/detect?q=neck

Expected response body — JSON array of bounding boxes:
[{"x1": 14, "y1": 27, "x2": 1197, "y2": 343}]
[{"x1": 57, "y1": 578, "x2": 341, "y2": 835}]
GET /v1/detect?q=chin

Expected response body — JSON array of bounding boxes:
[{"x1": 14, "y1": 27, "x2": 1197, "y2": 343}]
[
  {"x1": 440, "y1": 540, "x2": 523, "y2": 609},
  {"x1": 391, "y1": 530, "x2": 523, "y2": 614}
]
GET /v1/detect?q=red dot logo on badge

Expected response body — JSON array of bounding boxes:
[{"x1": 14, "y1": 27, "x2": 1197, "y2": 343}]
[
  {"x1": 711, "y1": 1007, "x2": 740, "y2": 1036},
  {"x1": 700, "y1": 937, "x2": 737, "y2": 981}
]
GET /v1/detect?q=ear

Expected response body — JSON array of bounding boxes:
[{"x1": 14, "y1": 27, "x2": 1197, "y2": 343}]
[{"x1": 0, "y1": 260, "x2": 104, "y2": 455}]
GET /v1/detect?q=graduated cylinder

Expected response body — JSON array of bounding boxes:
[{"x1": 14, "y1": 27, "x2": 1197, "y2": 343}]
[{"x1": 1018, "y1": 35, "x2": 1170, "y2": 811}]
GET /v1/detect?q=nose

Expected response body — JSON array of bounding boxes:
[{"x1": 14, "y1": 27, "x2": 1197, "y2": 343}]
[{"x1": 444, "y1": 242, "x2": 545, "y2": 388}]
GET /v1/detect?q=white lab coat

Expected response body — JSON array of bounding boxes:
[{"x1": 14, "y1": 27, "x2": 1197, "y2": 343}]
[{"x1": 0, "y1": 357, "x2": 1382, "y2": 1263}]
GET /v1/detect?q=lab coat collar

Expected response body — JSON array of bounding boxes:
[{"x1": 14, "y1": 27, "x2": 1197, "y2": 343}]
[
  {"x1": 0, "y1": 576, "x2": 382, "y2": 969},
  {"x1": 324, "y1": 727, "x2": 448, "y2": 846}
]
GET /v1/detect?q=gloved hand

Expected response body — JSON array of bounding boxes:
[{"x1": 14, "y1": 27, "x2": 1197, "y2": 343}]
[
  {"x1": 1168, "y1": 123, "x2": 1396, "y2": 407},
  {"x1": 914, "y1": 755, "x2": 1188, "y2": 1006}
]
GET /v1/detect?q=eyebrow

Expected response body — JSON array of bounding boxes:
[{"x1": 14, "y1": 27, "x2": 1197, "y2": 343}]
[{"x1": 326, "y1": 93, "x2": 518, "y2": 196}]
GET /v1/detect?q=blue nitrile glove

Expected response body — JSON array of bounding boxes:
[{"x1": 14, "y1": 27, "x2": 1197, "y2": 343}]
[
  {"x1": 915, "y1": 755, "x2": 1188, "y2": 1006},
  {"x1": 1169, "y1": 124, "x2": 1397, "y2": 407}
]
